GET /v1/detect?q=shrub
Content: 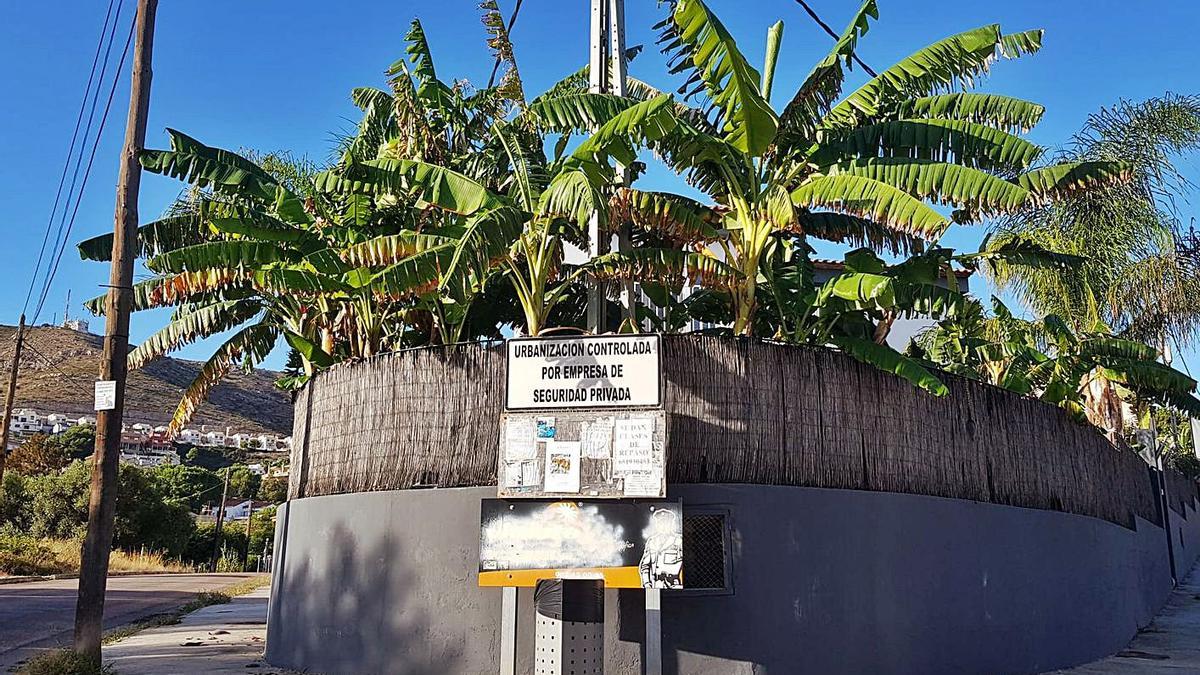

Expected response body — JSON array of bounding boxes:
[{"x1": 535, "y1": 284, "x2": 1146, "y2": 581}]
[{"x1": 16, "y1": 650, "x2": 113, "y2": 675}]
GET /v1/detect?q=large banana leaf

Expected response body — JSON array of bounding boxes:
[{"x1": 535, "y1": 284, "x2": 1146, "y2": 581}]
[
  {"x1": 370, "y1": 244, "x2": 457, "y2": 298},
  {"x1": 963, "y1": 235, "x2": 1085, "y2": 270},
  {"x1": 129, "y1": 299, "x2": 263, "y2": 369},
  {"x1": 611, "y1": 188, "x2": 719, "y2": 243},
  {"x1": 1098, "y1": 360, "x2": 1196, "y2": 396},
  {"x1": 209, "y1": 214, "x2": 316, "y2": 244},
  {"x1": 791, "y1": 175, "x2": 949, "y2": 239},
  {"x1": 894, "y1": 93, "x2": 1045, "y2": 133},
  {"x1": 831, "y1": 334, "x2": 948, "y2": 396},
  {"x1": 77, "y1": 214, "x2": 211, "y2": 262},
  {"x1": 586, "y1": 248, "x2": 741, "y2": 288},
  {"x1": 1077, "y1": 337, "x2": 1160, "y2": 363},
  {"x1": 342, "y1": 231, "x2": 459, "y2": 267},
  {"x1": 821, "y1": 118, "x2": 1045, "y2": 172},
  {"x1": 566, "y1": 94, "x2": 678, "y2": 172},
  {"x1": 659, "y1": 0, "x2": 778, "y2": 156},
  {"x1": 1012, "y1": 161, "x2": 1132, "y2": 201},
  {"x1": 538, "y1": 169, "x2": 604, "y2": 228},
  {"x1": 403, "y1": 19, "x2": 455, "y2": 115},
  {"x1": 252, "y1": 268, "x2": 352, "y2": 295},
  {"x1": 830, "y1": 158, "x2": 1029, "y2": 215},
  {"x1": 525, "y1": 94, "x2": 638, "y2": 134},
  {"x1": 798, "y1": 211, "x2": 925, "y2": 255},
  {"x1": 315, "y1": 158, "x2": 498, "y2": 215},
  {"x1": 824, "y1": 25, "x2": 1042, "y2": 128},
  {"x1": 147, "y1": 241, "x2": 298, "y2": 274},
  {"x1": 777, "y1": 0, "x2": 877, "y2": 151},
  {"x1": 651, "y1": 116, "x2": 751, "y2": 197},
  {"x1": 168, "y1": 321, "x2": 279, "y2": 432},
  {"x1": 442, "y1": 206, "x2": 527, "y2": 291}
]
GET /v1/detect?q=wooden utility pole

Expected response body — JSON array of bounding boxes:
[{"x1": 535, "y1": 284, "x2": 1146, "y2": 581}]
[
  {"x1": 211, "y1": 466, "x2": 231, "y2": 571},
  {"x1": 0, "y1": 315, "x2": 27, "y2": 484},
  {"x1": 73, "y1": 0, "x2": 158, "y2": 660},
  {"x1": 243, "y1": 500, "x2": 254, "y2": 571}
]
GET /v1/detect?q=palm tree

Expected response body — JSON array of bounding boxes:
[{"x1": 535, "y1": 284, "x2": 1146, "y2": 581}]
[
  {"x1": 574, "y1": 0, "x2": 1128, "y2": 338},
  {"x1": 983, "y1": 94, "x2": 1200, "y2": 350}
]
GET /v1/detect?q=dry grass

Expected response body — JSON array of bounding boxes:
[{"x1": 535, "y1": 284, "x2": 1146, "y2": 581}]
[
  {"x1": 15, "y1": 650, "x2": 113, "y2": 675},
  {"x1": 0, "y1": 535, "x2": 193, "y2": 577}
]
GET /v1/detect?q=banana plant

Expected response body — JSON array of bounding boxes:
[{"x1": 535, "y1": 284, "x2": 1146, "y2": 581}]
[
  {"x1": 913, "y1": 297, "x2": 1200, "y2": 431},
  {"x1": 318, "y1": 10, "x2": 685, "y2": 336},
  {"x1": 568, "y1": 0, "x2": 1130, "y2": 336}
]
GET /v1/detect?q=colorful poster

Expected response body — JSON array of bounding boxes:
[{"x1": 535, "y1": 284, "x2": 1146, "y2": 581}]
[
  {"x1": 536, "y1": 416, "x2": 557, "y2": 439},
  {"x1": 543, "y1": 441, "x2": 580, "y2": 493}
]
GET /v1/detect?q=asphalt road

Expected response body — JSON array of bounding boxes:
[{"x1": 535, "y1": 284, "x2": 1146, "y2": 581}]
[{"x1": 0, "y1": 573, "x2": 258, "y2": 671}]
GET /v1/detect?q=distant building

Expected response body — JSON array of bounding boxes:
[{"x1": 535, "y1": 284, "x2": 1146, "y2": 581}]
[
  {"x1": 119, "y1": 447, "x2": 179, "y2": 468},
  {"x1": 210, "y1": 498, "x2": 272, "y2": 521},
  {"x1": 10, "y1": 409, "x2": 42, "y2": 436},
  {"x1": 63, "y1": 318, "x2": 90, "y2": 333},
  {"x1": 204, "y1": 430, "x2": 226, "y2": 448},
  {"x1": 178, "y1": 428, "x2": 202, "y2": 446}
]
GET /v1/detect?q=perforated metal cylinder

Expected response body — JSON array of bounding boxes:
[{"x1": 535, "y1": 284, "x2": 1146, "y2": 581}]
[{"x1": 533, "y1": 579, "x2": 604, "y2": 675}]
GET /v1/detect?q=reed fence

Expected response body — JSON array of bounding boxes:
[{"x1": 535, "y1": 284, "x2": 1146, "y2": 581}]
[{"x1": 289, "y1": 335, "x2": 1169, "y2": 529}]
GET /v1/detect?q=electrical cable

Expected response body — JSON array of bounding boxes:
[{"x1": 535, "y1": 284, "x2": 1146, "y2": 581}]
[
  {"x1": 22, "y1": 0, "x2": 119, "y2": 317},
  {"x1": 792, "y1": 0, "x2": 878, "y2": 77},
  {"x1": 31, "y1": 6, "x2": 137, "y2": 325}
]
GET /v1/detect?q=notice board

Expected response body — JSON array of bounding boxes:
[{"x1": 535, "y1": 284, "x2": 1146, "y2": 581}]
[{"x1": 497, "y1": 409, "x2": 667, "y2": 499}]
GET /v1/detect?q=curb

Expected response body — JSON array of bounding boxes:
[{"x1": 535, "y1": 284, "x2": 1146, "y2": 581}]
[{"x1": 0, "y1": 571, "x2": 239, "y2": 586}]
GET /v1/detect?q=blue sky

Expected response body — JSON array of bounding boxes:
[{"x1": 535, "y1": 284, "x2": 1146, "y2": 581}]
[{"x1": 1, "y1": 0, "x2": 1197, "y2": 371}]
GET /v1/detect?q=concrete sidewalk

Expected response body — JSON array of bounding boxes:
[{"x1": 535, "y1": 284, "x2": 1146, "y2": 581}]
[
  {"x1": 1057, "y1": 565, "x2": 1200, "y2": 673},
  {"x1": 104, "y1": 587, "x2": 290, "y2": 675}
]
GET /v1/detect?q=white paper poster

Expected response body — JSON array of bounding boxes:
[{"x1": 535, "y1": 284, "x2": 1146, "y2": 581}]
[
  {"x1": 503, "y1": 462, "x2": 524, "y2": 487},
  {"x1": 543, "y1": 441, "x2": 581, "y2": 493},
  {"x1": 503, "y1": 417, "x2": 537, "y2": 461},
  {"x1": 622, "y1": 471, "x2": 662, "y2": 497},
  {"x1": 612, "y1": 417, "x2": 655, "y2": 474},
  {"x1": 580, "y1": 418, "x2": 615, "y2": 460},
  {"x1": 94, "y1": 380, "x2": 116, "y2": 411}
]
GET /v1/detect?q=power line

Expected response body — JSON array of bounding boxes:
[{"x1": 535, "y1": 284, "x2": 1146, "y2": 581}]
[
  {"x1": 21, "y1": 338, "x2": 98, "y2": 390},
  {"x1": 32, "y1": 5, "x2": 138, "y2": 325},
  {"x1": 22, "y1": 0, "x2": 120, "y2": 317},
  {"x1": 792, "y1": 0, "x2": 878, "y2": 77}
]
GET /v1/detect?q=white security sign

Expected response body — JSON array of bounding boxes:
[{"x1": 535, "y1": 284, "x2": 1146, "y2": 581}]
[
  {"x1": 506, "y1": 335, "x2": 661, "y2": 409},
  {"x1": 94, "y1": 380, "x2": 117, "y2": 411}
]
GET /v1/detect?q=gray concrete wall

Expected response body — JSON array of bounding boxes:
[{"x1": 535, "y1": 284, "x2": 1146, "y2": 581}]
[{"x1": 266, "y1": 484, "x2": 1179, "y2": 675}]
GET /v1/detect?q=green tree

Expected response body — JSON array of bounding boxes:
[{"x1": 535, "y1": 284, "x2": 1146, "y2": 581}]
[
  {"x1": 585, "y1": 0, "x2": 1126, "y2": 337},
  {"x1": 7, "y1": 434, "x2": 70, "y2": 476},
  {"x1": 226, "y1": 465, "x2": 261, "y2": 500},
  {"x1": 151, "y1": 464, "x2": 222, "y2": 511},
  {"x1": 48, "y1": 425, "x2": 95, "y2": 460},
  {"x1": 913, "y1": 296, "x2": 1200, "y2": 434},
  {"x1": 258, "y1": 476, "x2": 288, "y2": 503},
  {"x1": 983, "y1": 94, "x2": 1200, "y2": 348}
]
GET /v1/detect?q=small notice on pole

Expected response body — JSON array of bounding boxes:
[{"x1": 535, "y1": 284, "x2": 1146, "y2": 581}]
[{"x1": 94, "y1": 380, "x2": 117, "y2": 411}]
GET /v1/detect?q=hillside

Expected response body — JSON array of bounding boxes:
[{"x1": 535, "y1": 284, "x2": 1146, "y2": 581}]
[{"x1": 0, "y1": 324, "x2": 292, "y2": 435}]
